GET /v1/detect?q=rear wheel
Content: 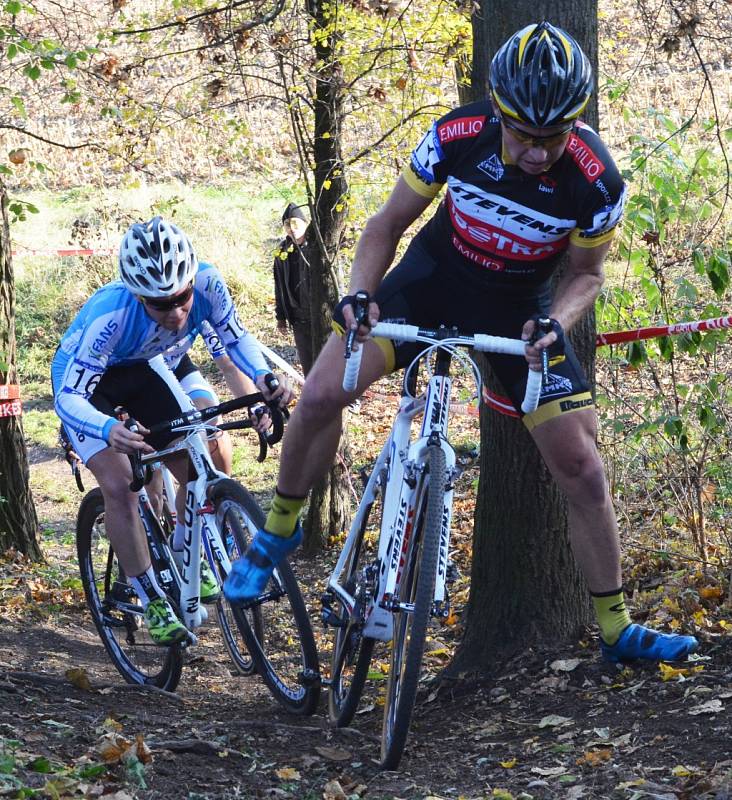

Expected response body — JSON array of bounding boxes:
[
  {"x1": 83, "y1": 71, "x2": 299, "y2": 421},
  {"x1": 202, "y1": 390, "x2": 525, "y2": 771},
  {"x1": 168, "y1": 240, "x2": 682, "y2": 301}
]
[
  {"x1": 76, "y1": 488, "x2": 183, "y2": 690},
  {"x1": 210, "y1": 480, "x2": 321, "y2": 715},
  {"x1": 380, "y1": 445, "x2": 445, "y2": 769}
]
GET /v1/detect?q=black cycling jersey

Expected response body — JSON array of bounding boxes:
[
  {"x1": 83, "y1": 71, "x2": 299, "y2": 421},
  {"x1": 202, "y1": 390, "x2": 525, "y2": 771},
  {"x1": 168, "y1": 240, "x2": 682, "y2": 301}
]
[
  {"x1": 404, "y1": 100, "x2": 626, "y2": 289},
  {"x1": 335, "y1": 101, "x2": 625, "y2": 426}
]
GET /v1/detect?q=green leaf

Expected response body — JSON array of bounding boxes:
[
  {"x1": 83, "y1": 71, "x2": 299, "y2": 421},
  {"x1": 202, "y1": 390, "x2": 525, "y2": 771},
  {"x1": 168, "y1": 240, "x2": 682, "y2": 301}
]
[
  {"x1": 10, "y1": 95, "x2": 26, "y2": 118},
  {"x1": 626, "y1": 341, "x2": 647, "y2": 366},
  {"x1": 4, "y1": 1, "x2": 21, "y2": 14},
  {"x1": 23, "y1": 63, "x2": 41, "y2": 80},
  {"x1": 28, "y1": 757, "x2": 54, "y2": 774},
  {"x1": 6, "y1": 42, "x2": 16, "y2": 58},
  {"x1": 77, "y1": 763, "x2": 106, "y2": 780}
]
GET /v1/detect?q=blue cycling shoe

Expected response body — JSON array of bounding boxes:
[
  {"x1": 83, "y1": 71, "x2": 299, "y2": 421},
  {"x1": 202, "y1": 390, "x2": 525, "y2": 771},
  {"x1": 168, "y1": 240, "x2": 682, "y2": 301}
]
[
  {"x1": 223, "y1": 524, "x2": 303, "y2": 604},
  {"x1": 601, "y1": 623, "x2": 698, "y2": 663}
]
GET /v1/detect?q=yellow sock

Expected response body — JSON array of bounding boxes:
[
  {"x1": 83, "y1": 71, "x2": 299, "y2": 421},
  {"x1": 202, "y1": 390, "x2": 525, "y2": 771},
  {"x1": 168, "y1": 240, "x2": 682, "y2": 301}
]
[
  {"x1": 265, "y1": 491, "x2": 306, "y2": 538},
  {"x1": 592, "y1": 589, "x2": 632, "y2": 645}
]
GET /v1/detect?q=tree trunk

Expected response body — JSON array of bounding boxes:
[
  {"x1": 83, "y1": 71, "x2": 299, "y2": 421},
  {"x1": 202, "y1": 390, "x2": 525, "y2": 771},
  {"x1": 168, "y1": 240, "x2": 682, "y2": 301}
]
[
  {"x1": 0, "y1": 184, "x2": 41, "y2": 559},
  {"x1": 301, "y1": 0, "x2": 352, "y2": 553},
  {"x1": 454, "y1": 0, "x2": 599, "y2": 671}
]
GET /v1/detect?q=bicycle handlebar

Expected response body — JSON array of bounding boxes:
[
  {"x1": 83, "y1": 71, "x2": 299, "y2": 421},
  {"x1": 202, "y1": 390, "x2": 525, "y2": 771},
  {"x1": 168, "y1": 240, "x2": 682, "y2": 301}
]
[
  {"x1": 126, "y1": 385, "x2": 287, "y2": 490},
  {"x1": 342, "y1": 321, "x2": 542, "y2": 414}
]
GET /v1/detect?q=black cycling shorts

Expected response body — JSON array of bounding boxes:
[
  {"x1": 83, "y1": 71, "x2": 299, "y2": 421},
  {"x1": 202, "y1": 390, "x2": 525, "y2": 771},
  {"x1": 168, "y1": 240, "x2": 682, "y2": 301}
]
[
  {"x1": 335, "y1": 234, "x2": 592, "y2": 429},
  {"x1": 59, "y1": 356, "x2": 202, "y2": 462}
]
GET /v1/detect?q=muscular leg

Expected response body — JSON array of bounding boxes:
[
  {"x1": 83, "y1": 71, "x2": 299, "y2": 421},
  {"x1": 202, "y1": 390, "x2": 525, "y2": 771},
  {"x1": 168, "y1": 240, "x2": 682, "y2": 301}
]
[
  {"x1": 87, "y1": 448, "x2": 150, "y2": 577},
  {"x1": 529, "y1": 408, "x2": 621, "y2": 593},
  {"x1": 276, "y1": 333, "x2": 388, "y2": 497}
]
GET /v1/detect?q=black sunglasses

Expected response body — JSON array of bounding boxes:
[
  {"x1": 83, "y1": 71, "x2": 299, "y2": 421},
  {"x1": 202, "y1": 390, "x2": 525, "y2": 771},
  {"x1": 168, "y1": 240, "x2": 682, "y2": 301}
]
[
  {"x1": 142, "y1": 282, "x2": 194, "y2": 312},
  {"x1": 500, "y1": 115, "x2": 574, "y2": 148}
]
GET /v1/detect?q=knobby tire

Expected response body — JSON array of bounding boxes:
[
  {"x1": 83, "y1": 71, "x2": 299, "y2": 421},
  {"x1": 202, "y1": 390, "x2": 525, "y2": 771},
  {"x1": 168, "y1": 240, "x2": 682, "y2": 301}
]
[
  {"x1": 209, "y1": 480, "x2": 264, "y2": 677},
  {"x1": 211, "y1": 480, "x2": 320, "y2": 715},
  {"x1": 76, "y1": 488, "x2": 183, "y2": 691},
  {"x1": 328, "y1": 489, "x2": 382, "y2": 726},
  {"x1": 380, "y1": 444, "x2": 446, "y2": 769}
]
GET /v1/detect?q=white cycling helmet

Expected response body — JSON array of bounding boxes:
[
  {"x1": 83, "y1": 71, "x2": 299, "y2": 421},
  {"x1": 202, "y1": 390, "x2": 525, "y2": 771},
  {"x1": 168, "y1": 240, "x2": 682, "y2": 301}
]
[{"x1": 118, "y1": 216, "x2": 198, "y2": 298}]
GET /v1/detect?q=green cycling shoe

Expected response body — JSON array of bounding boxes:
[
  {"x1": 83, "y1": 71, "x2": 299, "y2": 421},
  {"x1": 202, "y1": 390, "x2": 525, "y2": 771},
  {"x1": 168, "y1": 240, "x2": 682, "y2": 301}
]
[
  {"x1": 171, "y1": 549, "x2": 221, "y2": 604},
  {"x1": 200, "y1": 558, "x2": 221, "y2": 604},
  {"x1": 144, "y1": 597, "x2": 188, "y2": 646}
]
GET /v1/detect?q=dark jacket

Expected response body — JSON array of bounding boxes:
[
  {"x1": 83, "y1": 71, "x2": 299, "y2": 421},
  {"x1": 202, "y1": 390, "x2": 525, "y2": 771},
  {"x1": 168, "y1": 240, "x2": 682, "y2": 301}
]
[{"x1": 273, "y1": 235, "x2": 310, "y2": 324}]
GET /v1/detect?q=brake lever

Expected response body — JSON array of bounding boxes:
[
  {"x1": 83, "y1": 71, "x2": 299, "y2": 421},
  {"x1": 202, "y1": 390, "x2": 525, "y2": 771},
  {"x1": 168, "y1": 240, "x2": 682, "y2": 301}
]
[
  {"x1": 262, "y1": 373, "x2": 285, "y2": 446},
  {"x1": 125, "y1": 418, "x2": 149, "y2": 493},
  {"x1": 256, "y1": 431, "x2": 268, "y2": 463},
  {"x1": 344, "y1": 290, "x2": 371, "y2": 359},
  {"x1": 532, "y1": 317, "x2": 553, "y2": 388}
]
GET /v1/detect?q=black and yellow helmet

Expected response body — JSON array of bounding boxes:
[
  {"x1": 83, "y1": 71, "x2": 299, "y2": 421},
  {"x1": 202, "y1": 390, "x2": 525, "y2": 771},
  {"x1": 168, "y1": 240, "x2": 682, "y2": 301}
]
[{"x1": 489, "y1": 21, "x2": 593, "y2": 127}]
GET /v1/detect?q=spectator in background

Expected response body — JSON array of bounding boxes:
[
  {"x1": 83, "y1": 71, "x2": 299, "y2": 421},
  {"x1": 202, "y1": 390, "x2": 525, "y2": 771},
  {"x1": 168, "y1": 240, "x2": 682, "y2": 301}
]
[{"x1": 274, "y1": 203, "x2": 313, "y2": 375}]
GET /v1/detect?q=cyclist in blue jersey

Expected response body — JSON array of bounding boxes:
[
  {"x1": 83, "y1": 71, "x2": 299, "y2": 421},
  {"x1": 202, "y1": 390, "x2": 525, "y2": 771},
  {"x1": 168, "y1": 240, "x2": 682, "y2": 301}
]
[
  {"x1": 52, "y1": 217, "x2": 291, "y2": 645},
  {"x1": 224, "y1": 23, "x2": 698, "y2": 664}
]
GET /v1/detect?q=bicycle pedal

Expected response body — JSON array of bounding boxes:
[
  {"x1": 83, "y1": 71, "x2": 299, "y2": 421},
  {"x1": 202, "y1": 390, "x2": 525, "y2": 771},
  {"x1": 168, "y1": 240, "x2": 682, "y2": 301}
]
[
  {"x1": 321, "y1": 608, "x2": 347, "y2": 628},
  {"x1": 298, "y1": 668, "x2": 321, "y2": 687}
]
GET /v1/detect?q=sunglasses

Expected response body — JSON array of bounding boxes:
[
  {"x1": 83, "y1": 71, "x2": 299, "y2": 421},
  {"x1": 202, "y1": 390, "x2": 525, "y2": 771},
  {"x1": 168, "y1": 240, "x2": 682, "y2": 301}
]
[
  {"x1": 142, "y1": 283, "x2": 194, "y2": 312},
  {"x1": 500, "y1": 116, "x2": 574, "y2": 148}
]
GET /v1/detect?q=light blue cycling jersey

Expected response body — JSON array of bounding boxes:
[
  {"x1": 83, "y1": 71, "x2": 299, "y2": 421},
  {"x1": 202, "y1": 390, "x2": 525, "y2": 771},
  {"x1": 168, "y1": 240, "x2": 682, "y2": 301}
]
[
  {"x1": 52, "y1": 262, "x2": 267, "y2": 443},
  {"x1": 162, "y1": 319, "x2": 226, "y2": 369}
]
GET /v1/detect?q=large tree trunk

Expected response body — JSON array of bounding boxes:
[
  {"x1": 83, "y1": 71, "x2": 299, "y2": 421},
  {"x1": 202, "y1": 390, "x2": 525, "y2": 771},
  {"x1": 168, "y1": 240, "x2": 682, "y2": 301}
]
[
  {"x1": 454, "y1": 0, "x2": 599, "y2": 671},
  {"x1": 0, "y1": 184, "x2": 41, "y2": 559},
  {"x1": 301, "y1": 0, "x2": 351, "y2": 553}
]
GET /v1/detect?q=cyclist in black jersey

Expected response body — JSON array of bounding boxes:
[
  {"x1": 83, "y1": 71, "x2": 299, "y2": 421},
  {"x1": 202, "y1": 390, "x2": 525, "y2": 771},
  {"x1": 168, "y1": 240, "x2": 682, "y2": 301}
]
[{"x1": 225, "y1": 22, "x2": 698, "y2": 664}]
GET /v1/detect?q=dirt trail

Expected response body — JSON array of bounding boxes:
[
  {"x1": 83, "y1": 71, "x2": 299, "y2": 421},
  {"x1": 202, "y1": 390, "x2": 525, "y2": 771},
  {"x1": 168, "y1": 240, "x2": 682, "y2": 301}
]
[{"x1": 3, "y1": 450, "x2": 731, "y2": 799}]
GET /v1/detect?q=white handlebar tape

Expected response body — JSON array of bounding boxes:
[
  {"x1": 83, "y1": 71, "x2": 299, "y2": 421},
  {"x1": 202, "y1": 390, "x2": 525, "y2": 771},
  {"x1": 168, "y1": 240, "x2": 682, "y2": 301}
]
[
  {"x1": 473, "y1": 334, "x2": 527, "y2": 356},
  {"x1": 343, "y1": 343, "x2": 363, "y2": 392},
  {"x1": 369, "y1": 321, "x2": 420, "y2": 341},
  {"x1": 521, "y1": 368, "x2": 543, "y2": 414}
]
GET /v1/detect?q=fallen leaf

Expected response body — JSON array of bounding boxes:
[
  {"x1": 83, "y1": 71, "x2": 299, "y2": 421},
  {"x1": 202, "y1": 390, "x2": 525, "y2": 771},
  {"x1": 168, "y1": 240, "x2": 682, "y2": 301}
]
[
  {"x1": 672, "y1": 765, "x2": 694, "y2": 777},
  {"x1": 66, "y1": 667, "x2": 93, "y2": 691},
  {"x1": 323, "y1": 779, "x2": 347, "y2": 800},
  {"x1": 689, "y1": 699, "x2": 723, "y2": 715},
  {"x1": 275, "y1": 766, "x2": 301, "y2": 780},
  {"x1": 538, "y1": 714, "x2": 572, "y2": 728},
  {"x1": 658, "y1": 662, "x2": 704, "y2": 681},
  {"x1": 550, "y1": 658, "x2": 581, "y2": 672},
  {"x1": 314, "y1": 746, "x2": 351, "y2": 762},
  {"x1": 576, "y1": 748, "x2": 612, "y2": 766},
  {"x1": 500, "y1": 757, "x2": 517, "y2": 768},
  {"x1": 531, "y1": 765, "x2": 568, "y2": 776}
]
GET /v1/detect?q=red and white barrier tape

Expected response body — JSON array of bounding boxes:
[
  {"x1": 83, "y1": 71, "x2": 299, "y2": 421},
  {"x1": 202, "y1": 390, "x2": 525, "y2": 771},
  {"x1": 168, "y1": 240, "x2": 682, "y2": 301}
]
[{"x1": 11, "y1": 247, "x2": 116, "y2": 258}]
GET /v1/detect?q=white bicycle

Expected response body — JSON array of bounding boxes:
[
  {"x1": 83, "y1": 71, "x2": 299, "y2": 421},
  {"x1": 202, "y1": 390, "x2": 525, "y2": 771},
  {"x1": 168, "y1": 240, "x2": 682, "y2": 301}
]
[
  {"x1": 321, "y1": 311, "x2": 542, "y2": 768},
  {"x1": 76, "y1": 390, "x2": 320, "y2": 714}
]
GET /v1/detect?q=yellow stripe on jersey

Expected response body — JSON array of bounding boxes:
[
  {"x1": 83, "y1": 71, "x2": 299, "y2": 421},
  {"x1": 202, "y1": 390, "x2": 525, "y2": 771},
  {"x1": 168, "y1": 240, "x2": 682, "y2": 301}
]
[
  {"x1": 402, "y1": 165, "x2": 443, "y2": 199},
  {"x1": 569, "y1": 226, "x2": 618, "y2": 249},
  {"x1": 523, "y1": 391, "x2": 594, "y2": 431}
]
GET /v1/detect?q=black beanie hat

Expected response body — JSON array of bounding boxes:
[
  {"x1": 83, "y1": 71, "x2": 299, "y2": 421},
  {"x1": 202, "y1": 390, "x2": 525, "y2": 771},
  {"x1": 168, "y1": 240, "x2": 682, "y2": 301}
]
[{"x1": 282, "y1": 203, "x2": 307, "y2": 223}]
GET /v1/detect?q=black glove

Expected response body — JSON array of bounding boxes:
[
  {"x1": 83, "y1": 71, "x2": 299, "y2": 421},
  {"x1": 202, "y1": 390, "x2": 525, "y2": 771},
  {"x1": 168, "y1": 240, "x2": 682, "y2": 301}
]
[
  {"x1": 530, "y1": 315, "x2": 566, "y2": 367},
  {"x1": 333, "y1": 291, "x2": 371, "y2": 330}
]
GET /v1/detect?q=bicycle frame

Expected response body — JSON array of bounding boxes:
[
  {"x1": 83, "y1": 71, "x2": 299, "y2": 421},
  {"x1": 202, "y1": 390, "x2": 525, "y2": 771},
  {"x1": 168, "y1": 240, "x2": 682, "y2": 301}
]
[
  {"x1": 140, "y1": 427, "x2": 230, "y2": 632},
  {"x1": 328, "y1": 356, "x2": 457, "y2": 643}
]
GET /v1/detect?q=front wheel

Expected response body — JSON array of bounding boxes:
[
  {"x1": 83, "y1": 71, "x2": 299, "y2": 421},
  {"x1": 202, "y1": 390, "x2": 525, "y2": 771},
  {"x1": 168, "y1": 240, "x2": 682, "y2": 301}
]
[
  {"x1": 210, "y1": 480, "x2": 320, "y2": 715},
  {"x1": 76, "y1": 488, "x2": 183, "y2": 691},
  {"x1": 381, "y1": 444, "x2": 446, "y2": 769},
  {"x1": 327, "y1": 472, "x2": 384, "y2": 726}
]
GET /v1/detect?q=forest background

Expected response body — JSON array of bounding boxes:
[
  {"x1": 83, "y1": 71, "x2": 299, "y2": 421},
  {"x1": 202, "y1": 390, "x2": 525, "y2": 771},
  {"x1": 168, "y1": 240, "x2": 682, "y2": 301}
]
[{"x1": 0, "y1": 0, "x2": 731, "y2": 797}]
